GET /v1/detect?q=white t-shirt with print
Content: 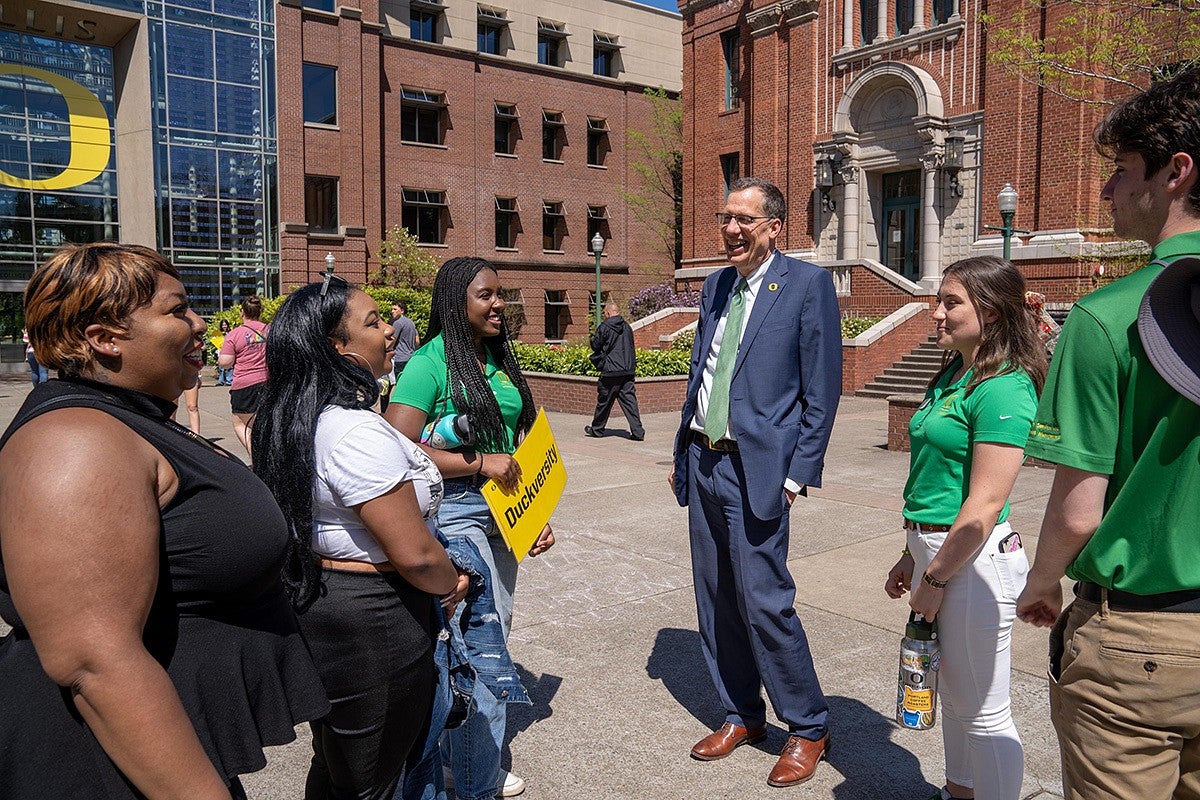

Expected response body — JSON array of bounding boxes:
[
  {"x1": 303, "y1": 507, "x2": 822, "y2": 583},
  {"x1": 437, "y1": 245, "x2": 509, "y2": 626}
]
[{"x1": 312, "y1": 405, "x2": 443, "y2": 564}]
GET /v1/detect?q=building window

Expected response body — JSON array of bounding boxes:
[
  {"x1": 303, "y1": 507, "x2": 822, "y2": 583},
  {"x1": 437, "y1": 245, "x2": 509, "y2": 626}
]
[
  {"x1": 302, "y1": 0, "x2": 334, "y2": 10},
  {"x1": 593, "y1": 32, "x2": 620, "y2": 77},
  {"x1": 494, "y1": 102, "x2": 519, "y2": 154},
  {"x1": 410, "y1": 4, "x2": 442, "y2": 42},
  {"x1": 544, "y1": 289, "x2": 570, "y2": 341},
  {"x1": 542, "y1": 200, "x2": 565, "y2": 251},
  {"x1": 933, "y1": 0, "x2": 953, "y2": 24},
  {"x1": 896, "y1": 0, "x2": 915, "y2": 34},
  {"x1": 586, "y1": 117, "x2": 609, "y2": 167},
  {"x1": 861, "y1": 0, "x2": 878, "y2": 43},
  {"x1": 721, "y1": 30, "x2": 739, "y2": 111},
  {"x1": 499, "y1": 288, "x2": 525, "y2": 337},
  {"x1": 495, "y1": 197, "x2": 518, "y2": 248},
  {"x1": 402, "y1": 188, "x2": 447, "y2": 244},
  {"x1": 537, "y1": 19, "x2": 567, "y2": 66},
  {"x1": 305, "y1": 176, "x2": 338, "y2": 233},
  {"x1": 542, "y1": 110, "x2": 565, "y2": 161},
  {"x1": 587, "y1": 205, "x2": 609, "y2": 252},
  {"x1": 303, "y1": 63, "x2": 337, "y2": 125},
  {"x1": 721, "y1": 153, "x2": 740, "y2": 198},
  {"x1": 401, "y1": 88, "x2": 446, "y2": 145},
  {"x1": 477, "y1": 7, "x2": 508, "y2": 54}
]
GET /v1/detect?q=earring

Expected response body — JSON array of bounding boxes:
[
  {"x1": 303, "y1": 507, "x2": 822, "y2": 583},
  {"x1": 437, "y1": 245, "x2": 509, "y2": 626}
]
[
  {"x1": 341, "y1": 351, "x2": 371, "y2": 371},
  {"x1": 111, "y1": 346, "x2": 120, "y2": 354}
]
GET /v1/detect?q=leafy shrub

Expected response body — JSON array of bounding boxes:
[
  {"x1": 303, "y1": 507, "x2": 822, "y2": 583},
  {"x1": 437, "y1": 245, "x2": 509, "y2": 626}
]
[
  {"x1": 841, "y1": 315, "x2": 883, "y2": 339},
  {"x1": 512, "y1": 342, "x2": 689, "y2": 377},
  {"x1": 628, "y1": 281, "x2": 700, "y2": 321},
  {"x1": 670, "y1": 328, "x2": 696, "y2": 352}
]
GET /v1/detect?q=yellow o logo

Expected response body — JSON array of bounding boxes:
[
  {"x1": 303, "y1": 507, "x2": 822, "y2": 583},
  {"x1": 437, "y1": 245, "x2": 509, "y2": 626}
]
[{"x1": 0, "y1": 64, "x2": 112, "y2": 191}]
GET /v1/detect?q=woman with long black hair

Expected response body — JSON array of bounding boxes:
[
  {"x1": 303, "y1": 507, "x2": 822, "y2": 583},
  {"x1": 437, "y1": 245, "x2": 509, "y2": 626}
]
[
  {"x1": 385, "y1": 256, "x2": 555, "y2": 800},
  {"x1": 252, "y1": 278, "x2": 465, "y2": 800}
]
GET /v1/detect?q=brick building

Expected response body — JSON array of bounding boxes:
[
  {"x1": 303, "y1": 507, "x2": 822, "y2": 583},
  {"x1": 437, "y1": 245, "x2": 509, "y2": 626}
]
[
  {"x1": 277, "y1": 0, "x2": 682, "y2": 342},
  {"x1": 677, "y1": 0, "x2": 1142, "y2": 316}
]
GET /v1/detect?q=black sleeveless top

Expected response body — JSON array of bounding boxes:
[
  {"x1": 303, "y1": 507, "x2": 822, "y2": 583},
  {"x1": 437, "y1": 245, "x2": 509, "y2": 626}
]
[{"x1": 0, "y1": 378, "x2": 329, "y2": 799}]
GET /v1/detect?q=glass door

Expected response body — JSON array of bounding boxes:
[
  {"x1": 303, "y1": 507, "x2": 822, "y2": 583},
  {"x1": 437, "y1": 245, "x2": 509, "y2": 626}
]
[{"x1": 881, "y1": 170, "x2": 921, "y2": 281}]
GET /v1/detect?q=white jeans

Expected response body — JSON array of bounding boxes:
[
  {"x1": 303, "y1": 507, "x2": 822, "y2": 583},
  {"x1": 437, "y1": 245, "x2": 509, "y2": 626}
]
[{"x1": 908, "y1": 521, "x2": 1028, "y2": 800}]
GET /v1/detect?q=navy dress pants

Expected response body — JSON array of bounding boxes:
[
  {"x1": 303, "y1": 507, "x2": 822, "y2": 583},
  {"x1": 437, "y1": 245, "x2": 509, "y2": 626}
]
[{"x1": 686, "y1": 438, "x2": 828, "y2": 740}]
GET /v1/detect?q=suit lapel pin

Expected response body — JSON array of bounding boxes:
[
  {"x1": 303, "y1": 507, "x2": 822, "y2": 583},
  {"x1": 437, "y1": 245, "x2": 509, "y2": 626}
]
[{"x1": 768, "y1": 282, "x2": 779, "y2": 291}]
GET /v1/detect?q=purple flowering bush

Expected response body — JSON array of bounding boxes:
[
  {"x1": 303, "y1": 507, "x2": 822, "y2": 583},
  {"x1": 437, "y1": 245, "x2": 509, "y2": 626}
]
[{"x1": 628, "y1": 281, "x2": 700, "y2": 321}]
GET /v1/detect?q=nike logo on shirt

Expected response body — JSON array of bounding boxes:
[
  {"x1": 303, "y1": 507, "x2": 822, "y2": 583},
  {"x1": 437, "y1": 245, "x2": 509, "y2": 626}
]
[{"x1": 999, "y1": 415, "x2": 1013, "y2": 420}]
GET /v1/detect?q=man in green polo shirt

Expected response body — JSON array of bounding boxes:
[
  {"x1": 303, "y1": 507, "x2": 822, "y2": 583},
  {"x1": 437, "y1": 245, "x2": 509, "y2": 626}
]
[{"x1": 1016, "y1": 67, "x2": 1200, "y2": 798}]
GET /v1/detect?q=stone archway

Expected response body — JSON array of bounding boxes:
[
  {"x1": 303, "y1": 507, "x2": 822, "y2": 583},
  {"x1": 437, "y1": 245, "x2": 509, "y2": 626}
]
[{"x1": 828, "y1": 63, "x2": 950, "y2": 290}]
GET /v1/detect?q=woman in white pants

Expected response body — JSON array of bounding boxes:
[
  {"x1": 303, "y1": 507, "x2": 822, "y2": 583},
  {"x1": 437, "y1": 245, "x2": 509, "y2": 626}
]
[{"x1": 885, "y1": 256, "x2": 1047, "y2": 800}]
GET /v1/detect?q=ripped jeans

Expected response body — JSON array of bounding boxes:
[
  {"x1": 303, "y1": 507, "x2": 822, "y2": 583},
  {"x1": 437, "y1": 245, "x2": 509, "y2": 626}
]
[{"x1": 437, "y1": 477, "x2": 518, "y2": 800}]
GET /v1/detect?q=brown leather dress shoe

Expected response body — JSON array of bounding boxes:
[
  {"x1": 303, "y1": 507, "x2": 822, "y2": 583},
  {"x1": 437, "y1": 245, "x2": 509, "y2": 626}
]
[
  {"x1": 766, "y1": 734, "x2": 829, "y2": 787},
  {"x1": 689, "y1": 722, "x2": 769, "y2": 761}
]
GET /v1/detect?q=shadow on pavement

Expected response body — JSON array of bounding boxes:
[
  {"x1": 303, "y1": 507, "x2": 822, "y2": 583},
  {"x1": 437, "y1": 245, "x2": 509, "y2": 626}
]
[
  {"x1": 827, "y1": 695, "x2": 935, "y2": 800},
  {"x1": 646, "y1": 627, "x2": 727, "y2": 732},
  {"x1": 508, "y1": 662, "x2": 563, "y2": 737}
]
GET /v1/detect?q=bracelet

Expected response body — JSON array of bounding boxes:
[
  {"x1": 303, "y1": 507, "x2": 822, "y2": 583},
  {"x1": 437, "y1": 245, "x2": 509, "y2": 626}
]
[
  {"x1": 922, "y1": 571, "x2": 948, "y2": 590},
  {"x1": 901, "y1": 548, "x2": 911, "y2": 556},
  {"x1": 475, "y1": 454, "x2": 485, "y2": 475}
]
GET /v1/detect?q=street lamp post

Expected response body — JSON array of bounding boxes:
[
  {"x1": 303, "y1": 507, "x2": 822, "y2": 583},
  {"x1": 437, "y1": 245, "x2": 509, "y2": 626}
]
[
  {"x1": 983, "y1": 182, "x2": 1030, "y2": 261},
  {"x1": 325, "y1": 251, "x2": 335, "y2": 275},
  {"x1": 591, "y1": 232, "x2": 604, "y2": 331}
]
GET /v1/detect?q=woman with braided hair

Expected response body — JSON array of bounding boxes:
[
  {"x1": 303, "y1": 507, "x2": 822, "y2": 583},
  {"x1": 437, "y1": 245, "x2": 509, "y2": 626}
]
[{"x1": 386, "y1": 256, "x2": 555, "y2": 800}]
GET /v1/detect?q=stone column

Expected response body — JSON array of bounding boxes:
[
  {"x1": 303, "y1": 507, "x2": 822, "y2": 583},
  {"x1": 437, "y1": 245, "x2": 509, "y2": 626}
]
[
  {"x1": 877, "y1": 0, "x2": 888, "y2": 42},
  {"x1": 919, "y1": 151, "x2": 942, "y2": 290},
  {"x1": 843, "y1": 0, "x2": 854, "y2": 49},
  {"x1": 950, "y1": 0, "x2": 960, "y2": 20},
  {"x1": 839, "y1": 162, "x2": 860, "y2": 260},
  {"x1": 912, "y1": 0, "x2": 925, "y2": 31}
]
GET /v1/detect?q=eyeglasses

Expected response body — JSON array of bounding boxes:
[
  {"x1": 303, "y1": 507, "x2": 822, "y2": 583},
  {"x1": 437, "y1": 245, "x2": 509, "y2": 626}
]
[
  {"x1": 715, "y1": 212, "x2": 772, "y2": 228},
  {"x1": 319, "y1": 267, "x2": 347, "y2": 298}
]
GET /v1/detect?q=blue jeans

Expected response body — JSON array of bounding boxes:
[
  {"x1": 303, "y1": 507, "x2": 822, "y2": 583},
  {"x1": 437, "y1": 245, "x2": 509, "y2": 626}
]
[
  {"x1": 26, "y1": 353, "x2": 48, "y2": 387},
  {"x1": 438, "y1": 478, "x2": 517, "y2": 800},
  {"x1": 217, "y1": 366, "x2": 234, "y2": 385}
]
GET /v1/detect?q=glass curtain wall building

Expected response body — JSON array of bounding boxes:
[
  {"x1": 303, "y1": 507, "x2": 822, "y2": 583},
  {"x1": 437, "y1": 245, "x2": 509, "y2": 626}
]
[{"x1": 0, "y1": 0, "x2": 278, "y2": 344}]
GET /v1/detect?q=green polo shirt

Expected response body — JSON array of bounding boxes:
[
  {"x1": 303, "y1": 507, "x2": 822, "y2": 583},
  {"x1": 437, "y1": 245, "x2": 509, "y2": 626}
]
[
  {"x1": 903, "y1": 361, "x2": 1038, "y2": 526},
  {"x1": 1026, "y1": 230, "x2": 1200, "y2": 594},
  {"x1": 390, "y1": 333, "x2": 524, "y2": 454}
]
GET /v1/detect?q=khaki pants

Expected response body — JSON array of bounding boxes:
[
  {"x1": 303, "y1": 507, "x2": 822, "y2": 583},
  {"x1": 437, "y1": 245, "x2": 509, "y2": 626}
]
[{"x1": 1051, "y1": 597, "x2": 1200, "y2": 799}]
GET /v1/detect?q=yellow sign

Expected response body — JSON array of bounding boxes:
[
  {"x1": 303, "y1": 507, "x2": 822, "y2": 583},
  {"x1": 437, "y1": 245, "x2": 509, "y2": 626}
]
[
  {"x1": 0, "y1": 65, "x2": 112, "y2": 190},
  {"x1": 482, "y1": 409, "x2": 566, "y2": 563}
]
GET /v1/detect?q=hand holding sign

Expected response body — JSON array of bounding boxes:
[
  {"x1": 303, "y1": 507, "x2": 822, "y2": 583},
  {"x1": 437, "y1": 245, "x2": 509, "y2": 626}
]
[{"x1": 481, "y1": 409, "x2": 566, "y2": 563}]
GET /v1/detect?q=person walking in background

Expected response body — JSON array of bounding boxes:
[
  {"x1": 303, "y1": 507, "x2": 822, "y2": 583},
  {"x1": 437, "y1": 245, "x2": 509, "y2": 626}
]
[
  {"x1": 214, "y1": 318, "x2": 234, "y2": 386},
  {"x1": 391, "y1": 302, "x2": 421, "y2": 377},
  {"x1": 385, "y1": 256, "x2": 555, "y2": 800},
  {"x1": 218, "y1": 296, "x2": 269, "y2": 457},
  {"x1": 885, "y1": 256, "x2": 1046, "y2": 800},
  {"x1": 585, "y1": 301, "x2": 644, "y2": 441},
  {"x1": 668, "y1": 177, "x2": 841, "y2": 788},
  {"x1": 1017, "y1": 67, "x2": 1200, "y2": 799},
  {"x1": 22, "y1": 328, "x2": 48, "y2": 387},
  {"x1": 252, "y1": 275, "x2": 465, "y2": 800},
  {"x1": 0, "y1": 243, "x2": 328, "y2": 800}
]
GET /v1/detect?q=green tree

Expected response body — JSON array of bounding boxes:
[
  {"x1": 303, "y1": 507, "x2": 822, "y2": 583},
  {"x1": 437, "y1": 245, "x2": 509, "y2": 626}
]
[
  {"x1": 982, "y1": 1, "x2": 1200, "y2": 104},
  {"x1": 369, "y1": 225, "x2": 440, "y2": 290},
  {"x1": 620, "y1": 87, "x2": 683, "y2": 267}
]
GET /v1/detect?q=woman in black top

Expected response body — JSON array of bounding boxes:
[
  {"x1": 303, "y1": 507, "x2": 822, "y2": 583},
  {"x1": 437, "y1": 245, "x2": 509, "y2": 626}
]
[{"x1": 0, "y1": 243, "x2": 328, "y2": 799}]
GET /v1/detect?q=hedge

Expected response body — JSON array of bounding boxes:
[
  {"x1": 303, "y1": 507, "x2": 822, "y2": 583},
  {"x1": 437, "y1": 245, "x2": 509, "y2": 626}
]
[{"x1": 512, "y1": 342, "x2": 690, "y2": 378}]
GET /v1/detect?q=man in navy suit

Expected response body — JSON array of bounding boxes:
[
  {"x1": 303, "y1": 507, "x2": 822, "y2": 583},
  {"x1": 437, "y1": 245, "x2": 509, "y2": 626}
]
[{"x1": 669, "y1": 177, "x2": 841, "y2": 787}]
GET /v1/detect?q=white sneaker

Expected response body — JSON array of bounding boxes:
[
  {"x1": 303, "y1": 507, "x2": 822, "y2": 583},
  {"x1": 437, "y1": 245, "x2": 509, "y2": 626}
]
[{"x1": 499, "y1": 770, "x2": 526, "y2": 798}]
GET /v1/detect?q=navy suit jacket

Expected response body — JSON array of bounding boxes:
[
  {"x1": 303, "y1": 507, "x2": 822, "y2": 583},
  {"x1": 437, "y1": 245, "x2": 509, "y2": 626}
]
[{"x1": 672, "y1": 253, "x2": 842, "y2": 521}]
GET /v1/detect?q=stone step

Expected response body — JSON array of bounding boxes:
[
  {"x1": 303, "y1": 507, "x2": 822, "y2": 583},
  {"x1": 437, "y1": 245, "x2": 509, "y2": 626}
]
[
  {"x1": 856, "y1": 387, "x2": 922, "y2": 399},
  {"x1": 860, "y1": 378, "x2": 931, "y2": 394},
  {"x1": 880, "y1": 367, "x2": 938, "y2": 380}
]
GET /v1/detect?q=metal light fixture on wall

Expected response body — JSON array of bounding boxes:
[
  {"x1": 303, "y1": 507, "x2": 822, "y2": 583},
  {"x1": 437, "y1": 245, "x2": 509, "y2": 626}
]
[
  {"x1": 815, "y1": 153, "x2": 837, "y2": 212},
  {"x1": 943, "y1": 131, "x2": 965, "y2": 198}
]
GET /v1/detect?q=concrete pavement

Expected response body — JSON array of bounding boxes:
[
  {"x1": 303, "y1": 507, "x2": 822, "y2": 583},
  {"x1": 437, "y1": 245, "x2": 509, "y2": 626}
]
[{"x1": 0, "y1": 375, "x2": 1064, "y2": 799}]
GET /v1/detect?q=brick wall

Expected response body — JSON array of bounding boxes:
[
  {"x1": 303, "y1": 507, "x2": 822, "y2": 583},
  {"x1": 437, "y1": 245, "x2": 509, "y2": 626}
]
[
  {"x1": 278, "y1": 3, "x2": 678, "y2": 343},
  {"x1": 631, "y1": 309, "x2": 699, "y2": 349},
  {"x1": 842, "y1": 306, "x2": 934, "y2": 393},
  {"x1": 524, "y1": 372, "x2": 688, "y2": 414},
  {"x1": 887, "y1": 393, "x2": 924, "y2": 451}
]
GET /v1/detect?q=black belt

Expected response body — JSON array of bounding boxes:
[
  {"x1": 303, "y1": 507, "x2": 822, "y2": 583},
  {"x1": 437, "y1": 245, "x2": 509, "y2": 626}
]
[
  {"x1": 1075, "y1": 581, "x2": 1200, "y2": 613},
  {"x1": 693, "y1": 431, "x2": 738, "y2": 453}
]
